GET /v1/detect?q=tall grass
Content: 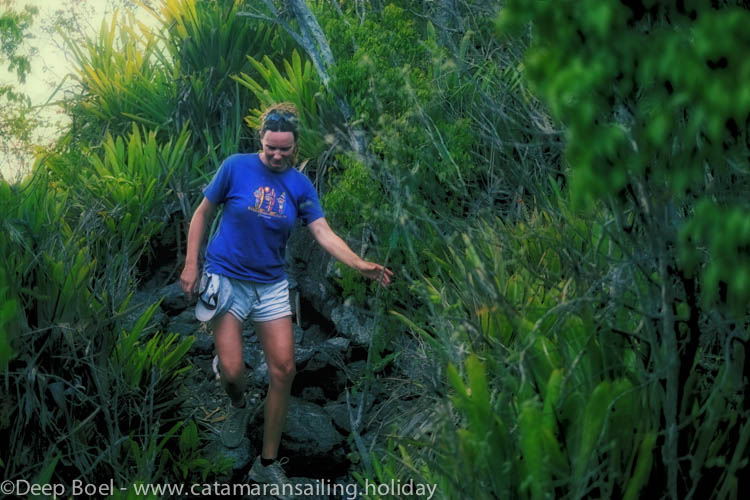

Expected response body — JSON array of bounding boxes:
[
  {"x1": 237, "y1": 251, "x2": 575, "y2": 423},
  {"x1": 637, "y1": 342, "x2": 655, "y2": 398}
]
[
  {"x1": 369, "y1": 203, "x2": 653, "y2": 499},
  {"x1": 0, "y1": 167, "x2": 205, "y2": 489},
  {"x1": 336, "y1": 3, "x2": 747, "y2": 499}
]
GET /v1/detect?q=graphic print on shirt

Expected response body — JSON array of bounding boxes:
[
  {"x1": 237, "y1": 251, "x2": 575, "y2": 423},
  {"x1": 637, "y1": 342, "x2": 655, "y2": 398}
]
[{"x1": 250, "y1": 186, "x2": 288, "y2": 218}]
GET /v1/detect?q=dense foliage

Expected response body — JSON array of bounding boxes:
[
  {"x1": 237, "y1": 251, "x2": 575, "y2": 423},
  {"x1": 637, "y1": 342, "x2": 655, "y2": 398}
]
[
  {"x1": 1, "y1": 0, "x2": 747, "y2": 498},
  {"x1": 497, "y1": 1, "x2": 750, "y2": 497}
]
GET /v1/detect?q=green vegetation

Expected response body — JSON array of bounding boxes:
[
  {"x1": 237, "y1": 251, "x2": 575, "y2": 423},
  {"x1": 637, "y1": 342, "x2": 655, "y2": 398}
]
[
  {"x1": 1, "y1": 1, "x2": 747, "y2": 498},
  {"x1": 0, "y1": 0, "x2": 39, "y2": 178}
]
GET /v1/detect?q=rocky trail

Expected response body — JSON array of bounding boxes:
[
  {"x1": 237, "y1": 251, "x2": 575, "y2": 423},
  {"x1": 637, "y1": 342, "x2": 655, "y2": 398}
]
[{"x1": 125, "y1": 228, "x2": 422, "y2": 497}]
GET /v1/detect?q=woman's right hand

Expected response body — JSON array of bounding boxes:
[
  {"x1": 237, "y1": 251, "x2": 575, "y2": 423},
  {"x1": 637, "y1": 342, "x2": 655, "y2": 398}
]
[{"x1": 180, "y1": 264, "x2": 199, "y2": 301}]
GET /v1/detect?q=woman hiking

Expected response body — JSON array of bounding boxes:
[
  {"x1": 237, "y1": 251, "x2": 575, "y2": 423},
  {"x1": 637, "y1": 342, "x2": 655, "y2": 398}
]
[{"x1": 179, "y1": 102, "x2": 392, "y2": 493}]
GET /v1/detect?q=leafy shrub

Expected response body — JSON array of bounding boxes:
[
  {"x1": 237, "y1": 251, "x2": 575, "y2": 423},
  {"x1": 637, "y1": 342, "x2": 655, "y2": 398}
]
[
  {"x1": 0, "y1": 169, "x2": 202, "y2": 489},
  {"x1": 233, "y1": 49, "x2": 329, "y2": 164},
  {"x1": 155, "y1": 0, "x2": 292, "y2": 159},
  {"x1": 496, "y1": 2, "x2": 750, "y2": 497},
  {"x1": 323, "y1": 154, "x2": 374, "y2": 230},
  {"x1": 498, "y1": 0, "x2": 750, "y2": 311},
  {"x1": 362, "y1": 209, "x2": 655, "y2": 499},
  {"x1": 63, "y1": 10, "x2": 176, "y2": 140},
  {"x1": 47, "y1": 124, "x2": 193, "y2": 300}
]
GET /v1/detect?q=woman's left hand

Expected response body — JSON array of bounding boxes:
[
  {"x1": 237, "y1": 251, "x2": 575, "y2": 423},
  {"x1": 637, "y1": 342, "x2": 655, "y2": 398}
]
[
  {"x1": 358, "y1": 261, "x2": 394, "y2": 287},
  {"x1": 307, "y1": 218, "x2": 394, "y2": 287}
]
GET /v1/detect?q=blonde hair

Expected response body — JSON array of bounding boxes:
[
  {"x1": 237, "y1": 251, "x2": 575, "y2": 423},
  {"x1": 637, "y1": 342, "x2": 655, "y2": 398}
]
[{"x1": 259, "y1": 102, "x2": 300, "y2": 141}]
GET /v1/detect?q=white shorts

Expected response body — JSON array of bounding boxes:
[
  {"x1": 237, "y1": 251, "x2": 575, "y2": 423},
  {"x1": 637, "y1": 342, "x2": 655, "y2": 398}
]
[{"x1": 225, "y1": 277, "x2": 292, "y2": 323}]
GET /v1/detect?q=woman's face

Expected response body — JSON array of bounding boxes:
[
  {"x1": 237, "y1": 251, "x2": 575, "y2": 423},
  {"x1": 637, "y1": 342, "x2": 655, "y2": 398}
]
[{"x1": 260, "y1": 130, "x2": 296, "y2": 172}]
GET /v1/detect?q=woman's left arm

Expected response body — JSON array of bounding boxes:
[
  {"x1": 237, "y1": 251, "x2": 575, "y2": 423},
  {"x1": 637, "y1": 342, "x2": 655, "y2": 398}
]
[{"x1": 308, "y1": 218, "x2": 393, "y2": 287}]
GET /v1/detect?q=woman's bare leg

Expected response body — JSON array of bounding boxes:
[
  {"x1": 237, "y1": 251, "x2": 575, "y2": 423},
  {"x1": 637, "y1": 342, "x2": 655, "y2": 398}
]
[
  {"x1": 213, "y1": 312, "x2": 246, "y2": 406},
  {"x1": 255, "y1": 316, "x2": 295, "y2": 459}
]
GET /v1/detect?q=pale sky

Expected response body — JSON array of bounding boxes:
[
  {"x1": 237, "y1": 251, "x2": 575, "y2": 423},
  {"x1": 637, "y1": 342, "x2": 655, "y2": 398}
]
[{"x1": 1, "y1": 0, "x2": 148, "y2": 181}]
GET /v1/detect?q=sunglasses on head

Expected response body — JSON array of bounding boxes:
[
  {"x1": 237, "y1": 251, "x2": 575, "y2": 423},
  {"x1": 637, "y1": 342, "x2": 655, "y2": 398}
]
[{"x1": 263, "y1": 111, "x2": 299, "y2": 132}]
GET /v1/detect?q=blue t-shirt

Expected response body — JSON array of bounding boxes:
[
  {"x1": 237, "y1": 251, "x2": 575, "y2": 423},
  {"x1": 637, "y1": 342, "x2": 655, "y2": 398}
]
[{"x1": 203, "y1": 153, "x2": 324, "y2": 283}]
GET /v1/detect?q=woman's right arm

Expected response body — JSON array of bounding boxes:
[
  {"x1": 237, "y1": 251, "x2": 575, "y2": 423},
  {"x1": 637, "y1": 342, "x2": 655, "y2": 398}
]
[{"x1": 180, "y1": 197, "x2": 217, "y2": 299}]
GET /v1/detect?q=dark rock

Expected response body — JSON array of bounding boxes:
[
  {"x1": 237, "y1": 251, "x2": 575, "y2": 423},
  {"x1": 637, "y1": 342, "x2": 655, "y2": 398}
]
[
  {"x1": 167, "y1": 309, "x2": 201, "y2": 337},
  {"x1": 286, "y1": 226, "x2": 338, "y2": 319},
  {"x1": 244, "y1": 343, "x2": 268, "y2": 386},
  {"x1": 300, "y1": 324, "x2": 327, "y2": 347},
  {"x1": 224, "y1": 440, "x2": 253, "y2": 471},
  {"x1": 193, "y1": 353, "x2": 218, "y2": 382},
  {"x1": 298, "y1": 336, "x2": 350, "y2": 372},
  {"x1": 157, "y1": 281, "x2": 191, "y2": 314},
  {"x1": 323, "y1": 401, "x2": 353, "y2": 434},
  {"x1": 250, "y1": 362, "x2": 268, "y2": 386},
  {"x1": 326, "y1": 390, "x2": 377, "y2": 434},
  {"x1": 293, "y1": 324, "x2": 305, "y2": 345},
  {"x1": 323, "y1": 337, "x2": 350, "y2": 353},
  {"x1": 330, "y1": 305, "x2": 374, "y2": 346},
  {"x1": 302, "y1": 351, "x2": 332, "y2": 372},
  {"x1": 295, "y1": 346, "x2": 317, "y2": 365},
  {"x1": 242, "y1": 325, "x2": 258, "y2": 342},
  {"x1": 191, "y1": 328, "x2": 214, "y2": 355},
  {"x1": 281, "y1": 397, "x2": 344, "y2": 454},
  {"x1": 299, "y1": 386, "x2": 326, "y2": 404},
  {"x1": 244, "y1": 341, "x2": 265, "y2": 366}
]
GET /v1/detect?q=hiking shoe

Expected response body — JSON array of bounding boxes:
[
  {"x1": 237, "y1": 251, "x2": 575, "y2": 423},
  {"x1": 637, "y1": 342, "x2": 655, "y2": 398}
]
[
  {"x1": 220, "y1": 400, "x2": 250, "y2": 448},
  {"x1": 248, "y1": 456, "x2": 294, "y2": 499}
]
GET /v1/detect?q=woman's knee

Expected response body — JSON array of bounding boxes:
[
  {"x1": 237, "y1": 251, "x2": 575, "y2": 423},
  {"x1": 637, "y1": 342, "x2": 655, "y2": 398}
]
[
  {"x1": 220, "y1": 358, "x2": 245, "y2": 384},
  {"x1": 268, "y1": 359, "x2": 296, "y2": 384}
]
